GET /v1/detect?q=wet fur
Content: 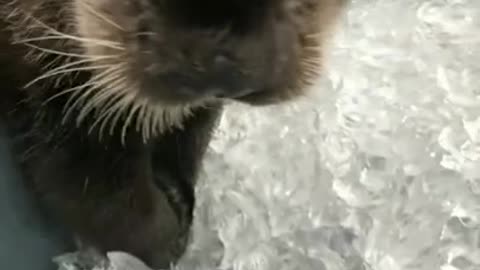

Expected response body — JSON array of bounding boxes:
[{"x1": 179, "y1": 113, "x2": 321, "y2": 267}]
[
  {"x1": 0, "y1": 34, "x2": 221, "y2": 267},
  {"x1": 0, "y1": 0, "x2": 345, "y2": 268}
]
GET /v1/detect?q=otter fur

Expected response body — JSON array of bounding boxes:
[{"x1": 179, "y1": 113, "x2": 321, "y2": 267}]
[{"x1": 0, "y1": 0, "x2": 346, "y2": 268}]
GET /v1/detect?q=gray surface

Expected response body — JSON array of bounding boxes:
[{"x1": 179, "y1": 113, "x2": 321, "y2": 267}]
[{"x1": 0, "y1": 127, "x2": 71, "y2": 270}]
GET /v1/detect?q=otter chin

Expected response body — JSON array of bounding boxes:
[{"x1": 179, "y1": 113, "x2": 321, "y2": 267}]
[{"x1": 0, "y1": 0, "x2": 346, "y2": 268}]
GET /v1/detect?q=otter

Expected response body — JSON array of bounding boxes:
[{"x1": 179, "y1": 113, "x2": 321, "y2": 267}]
[{"x1": 0, "y1": 0, "x2": 346, "y2": 268}]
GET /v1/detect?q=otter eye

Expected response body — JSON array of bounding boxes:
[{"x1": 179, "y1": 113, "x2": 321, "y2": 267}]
[{"x1": 165, "y1": 0, "x2": 272, "y2": 34}]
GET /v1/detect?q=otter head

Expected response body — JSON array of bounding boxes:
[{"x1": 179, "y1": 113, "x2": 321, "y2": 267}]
[{"x1": 6, "y1": 0, "x2": 346, "y2": 139}]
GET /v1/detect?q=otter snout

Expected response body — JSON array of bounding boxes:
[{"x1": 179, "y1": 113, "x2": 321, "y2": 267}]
[
  {"x1": 141, "y1": 1, "x2": 299, "y2": 104},
  {"x1": 152, "y1": 51, "x2": 262, "y2": 101}
]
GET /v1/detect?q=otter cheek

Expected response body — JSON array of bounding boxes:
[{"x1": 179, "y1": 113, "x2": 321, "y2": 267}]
[
  {"x1": 73, "y1": 1, "x2": 110, "y2": 57},
  {"x1": 73, "y1": 0, "x2": 133, "y2": 59}
]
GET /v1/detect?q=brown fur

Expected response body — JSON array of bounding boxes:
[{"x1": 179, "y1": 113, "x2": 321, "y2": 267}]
[{"x1": 0, "y1": 0, "x2": 346, "y2": 268}]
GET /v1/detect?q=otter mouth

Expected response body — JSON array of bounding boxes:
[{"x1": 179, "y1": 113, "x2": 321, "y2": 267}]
[
  {"x1": 138, "y1": 65, "x2": 291, "y2": 106},
  {"x1": 138, "y1": 61, "x2": 267, "y2": 105}
]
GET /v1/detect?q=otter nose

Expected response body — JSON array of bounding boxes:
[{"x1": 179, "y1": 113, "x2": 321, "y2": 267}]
[
  {"x1": 160, "y1": 53, "x2": 259, "y2": 101},
  {"x1": 207, "y1": 55, "x2": 238, "y2": 91},
  {"x1": 174, "y1": 53, "x2": 253, "y2": 99},
  {"x1": 202, "y1": 54, "x2": 257, "y2": 98}
]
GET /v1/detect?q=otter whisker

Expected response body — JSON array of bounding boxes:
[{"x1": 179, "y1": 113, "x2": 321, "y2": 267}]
[
  {"x1": 96, "y1": 86, "x2": 129, "y2": 114},
  {"x1": 41, "y1": 56, "x2": 115, "y2": 75},
  {"x1": 150, "y1": 106, "x2": 167, "y2": 139},
  {"x1": 150, "y1": 108, "x2": 163, "y2": 137},
  {"x1": 42, "y1": 54, "x2": 67, "y2": 71},
  {"x1": 152, "y1": 107, "x2": 169, "y2": 138},
  {"x1": 96, "y1": 90, "x2": 134, "y2": 140},
  {"x1": 79, "y1": 0, "x2": 126, "y2": 32},
  {"x1": 17, "y1": 15, "x2": 125, "y2": 55},
  {"x1": 301, "y1": 62, "x2": 322, "y2": 69},
  {"x1": 304, "y1": 32, "x2": 326, "y2": 38},
  {"x1": 21, "y1": 42, "x2": 95, "y2": 58},
  {"x1": 63, "y1": 78, "x2": 99, "y2": 109},
  {"x1": 135, "y1": 32, "x2": 157, "y2": 37},
  {"x1": 62, "y1": 87, "x2": 93, "y2": 124},
  {"x1": 27, "y1": 14, "x2": 123, "y2": 49},
  {"x1": 135, "y1": 100, "x2": 148, "y2": 132},
  {"x1": 25, "y1": 64, "x2": 113, "y2": 89},
  {"x1": 136, "y1": 103, "x2": 153, "y2": 142},
  {"x1": 143, "y1": 101, "x2": 168, "y2": 142},
  {"x1": 63, "y1": 86, "x2": 89, "y2": 113},
  {"x1": 301, "y1": 62, "x2": 322, "y2": 68},
  {"x1": 97, "y1": 89, "x2": 132, "y2": 139},
  {"x1": 16, "y1": 35, "x2": 125, "y2": 51},
  {"x1": 62, "y1": 66, "x2": 120, "y2": 123},
  {"x1": 87, "y1": 76, "x2": 127, "y2": 109},
  {"x1": 84, "y1": 71, "x2": 125, "y2": 104},
  {"x1": 80, "y1": 69, "x2": 131, "y2": 139},
  {"x1": 303, "y1": 46, "x2": 323, "y2": 53},
  {"x1": 87, "y1": 64, "x2": 125, "y2": 88},
  {"x1": 32, "y1": 64, "x2": 111, "y2": 88},
  {"x1": 88, "y1": 90, "x2": 129, "y2": 139},
  {"x1": 77, "y1": 75, "x2": 128, "y2": 123},
  {"x1": 121, "y1": 100, "x2": 143, "y2": 145},
  {"x1": 74, "y1": 71, "x2": 125, "y2": 117},
  {"x1": 106, "y1": 87, "x2": 135, "y2": 134},
  {"x1": 140, "y1": 103, "x2": 152, "y2": 142},
  {"x1": 14, "y1": 35, "x2": 117, "y2": 45},
  {"x1": 41, "y1": 82, "x2": 97, "y2": 107}
]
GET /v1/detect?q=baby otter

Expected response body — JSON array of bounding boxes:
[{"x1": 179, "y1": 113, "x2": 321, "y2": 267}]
[{"x1": 0, "y1": 0, "x2": 346, "y2": 268}]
